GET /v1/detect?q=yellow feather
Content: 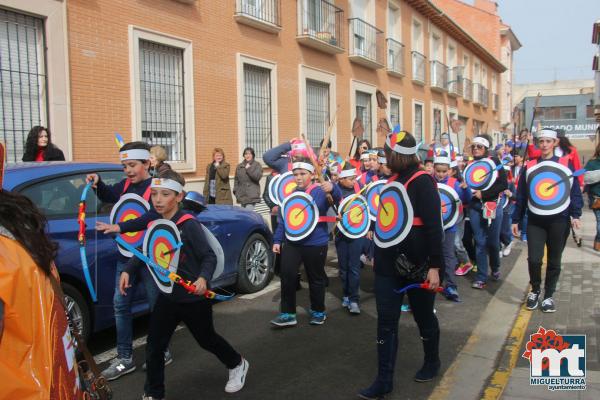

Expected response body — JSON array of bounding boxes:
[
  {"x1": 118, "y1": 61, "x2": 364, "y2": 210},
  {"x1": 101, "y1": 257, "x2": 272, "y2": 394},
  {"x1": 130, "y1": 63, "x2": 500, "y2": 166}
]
[{"x1": 396, "y1": 131, "x2": 406, "y2": 143}]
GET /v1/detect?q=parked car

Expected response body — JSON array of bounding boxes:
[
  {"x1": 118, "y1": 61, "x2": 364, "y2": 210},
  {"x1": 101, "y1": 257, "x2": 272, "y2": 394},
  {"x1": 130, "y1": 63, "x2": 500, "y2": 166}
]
[{"x1": 3, "y1": 162, "x2": 274, "y2": 339}]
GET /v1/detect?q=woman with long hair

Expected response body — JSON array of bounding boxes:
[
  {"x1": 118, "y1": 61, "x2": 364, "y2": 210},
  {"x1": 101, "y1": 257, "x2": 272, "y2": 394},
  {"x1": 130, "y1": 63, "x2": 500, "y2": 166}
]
[
  {"x1": 203, "y1": 147, "x2": 233, "y2": 205},
  {"x1": 349, "y1": 139, "x2": 372, "y2": 170},
  {"x1": 21, "y1": 126, "x2": 65, "y2": 161},
  {"x1": 359, "y1": 131, "x2": 443, "y2": 399},
  {"x1": 556, "y1": 132, "x2": 583, "y2": 186},
  {"x1": 583, "y1": 133, "x2": 600, "y2": 251}
]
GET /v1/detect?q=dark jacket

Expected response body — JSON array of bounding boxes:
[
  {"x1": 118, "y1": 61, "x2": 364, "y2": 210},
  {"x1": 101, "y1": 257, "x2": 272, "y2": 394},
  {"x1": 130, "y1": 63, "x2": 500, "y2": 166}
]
[
  {"x1": 263, "y1": 142, "x2": 292, "y2": 174},
  {"x1": 234, "y1": 159, "x2": 263, "y2": 205},
  {"x1": 203, "y1": 162, "x2": 233, "y2": 205},
  {"x1": 22, "y1": 144, "x2": 65, "y2": 161},
  {"x1": 151, "y1": 162, "x2": 172, "y2": 178}
]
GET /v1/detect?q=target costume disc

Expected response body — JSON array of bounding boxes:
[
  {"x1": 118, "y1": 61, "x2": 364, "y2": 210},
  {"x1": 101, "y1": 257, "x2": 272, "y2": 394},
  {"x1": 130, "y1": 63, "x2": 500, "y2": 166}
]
[
  {"x1": 526, "y1": 161, "x2": 572, "y2": 216},
  {"x1": 110, "y1": 193, "x2": 151, "y2": 257},
  {"x1": 337, "y1": 195, "x2": 370, "y2": 239},
  {"x1": 276, "y1": 171, "x2": 298, "y2": 204},
  {"x1": 267, "y1": 173, "x2": 282, "y2": 206},
  {"x1": 283, "y1": 191, "x2": 318, "y2": 241},
  {"x1": 366, "y1": 180, "x2": 386, "y2": 221},
  {"x1": 374, "y1": 182, "x2": 413, "y2": 248},
  {"x1": 143, "y1": 220, "x2": 182, "y2": 294},
  {"x1": 464, "y1": 158, "x2": 497, "y2": 191},
  {"x1": 437, "y1": 183, "x2": 460, "y2": 230}
]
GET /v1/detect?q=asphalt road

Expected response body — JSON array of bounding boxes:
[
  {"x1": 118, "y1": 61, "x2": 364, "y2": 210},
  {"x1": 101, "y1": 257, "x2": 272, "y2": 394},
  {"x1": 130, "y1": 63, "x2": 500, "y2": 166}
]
[{"x1": 93, "y1": 245, "x2": 522, "y2": 400}]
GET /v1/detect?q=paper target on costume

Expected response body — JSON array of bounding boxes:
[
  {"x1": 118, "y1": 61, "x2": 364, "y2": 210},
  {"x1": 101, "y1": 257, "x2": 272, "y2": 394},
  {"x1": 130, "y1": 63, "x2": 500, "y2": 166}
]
[
  {"x1": 374, "y1": 182, "x2": 414, "y2": 248},
  {"x1": 282, "y1": 191, "x2": 319, "y2": 241},
  {"x1": 267, "y1": 174, "x2": 281, "y2": 205},
  {"x1": 143, "y1": 219, "x2": 182, "y2": 294},
  {"x1": 463, "y1": 159, "x2": 497, "y2": 191},
  {"x1": 501, "y1": 194, "x2": 510, "y2": 209},
  {"x1": 337, "y1": 195, "x2": 370, "y2": 239},
  {"x1": 437, "y1": 183, "x2": 460, "y2": 230},
  {"x1": 526, "y1": 161, "x2": 572, "y2": 216},
  {"x1": 110, "y1": 193, "x2": 151, "y2": 257},
  {"x1": 200, "y1": 224, "x2": 225, "y2": 280},
  {"x1": 276, "y1": 171, "x2": 298, "y2": 204},
  {"x1": 365, "y1": 180, "x2": 386, "y2": 221}
]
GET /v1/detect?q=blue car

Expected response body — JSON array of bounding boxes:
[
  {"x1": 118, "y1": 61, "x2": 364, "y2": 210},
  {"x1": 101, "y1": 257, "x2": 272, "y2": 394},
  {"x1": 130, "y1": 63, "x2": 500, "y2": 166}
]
[{"x1": 3, "y1": 162, "x2": 274, "y2": 339}]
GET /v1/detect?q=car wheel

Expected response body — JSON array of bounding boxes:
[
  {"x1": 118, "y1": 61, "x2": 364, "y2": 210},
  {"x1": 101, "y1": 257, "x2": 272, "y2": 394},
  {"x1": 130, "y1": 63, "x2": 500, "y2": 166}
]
[
  {"x1": 236, "y1": 233, "x2": 273, "y2": 293},
  {"x1": 62, "y1": 282, "x2": 92, "y2": 341}
]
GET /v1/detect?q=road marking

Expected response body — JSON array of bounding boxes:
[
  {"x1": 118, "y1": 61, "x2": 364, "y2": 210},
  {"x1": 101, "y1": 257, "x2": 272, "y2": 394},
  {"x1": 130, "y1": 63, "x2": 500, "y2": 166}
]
[
  {"x1": 238, "y1": 279, "x2": 280, "y2": 300},
  {"x1": 93, "y1": 325, "x2": 184, "y2": 365}
]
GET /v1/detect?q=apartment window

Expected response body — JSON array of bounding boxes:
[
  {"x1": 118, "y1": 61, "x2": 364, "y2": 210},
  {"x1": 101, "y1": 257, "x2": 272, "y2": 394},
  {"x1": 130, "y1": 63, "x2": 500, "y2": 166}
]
[
  {"x1": 243, "y1": 64, "x2": 273, "y2": 157},
  {"x1": 387, "y1": 1, "x2": 401, "y2": 40},
  {"x1": 482, "y1": 66, "x2": 487, "y2": 87},
  {"x1": 473, "y1": 61, "x2": 481, "y2": 83},
  {"x1": 413, "y1": 102, "x2": 423, "y2": 142},
  {"x1": 412, "y1": 18, "x2": 423, "y2": 53},
  {"x1": 587, "y1": 105, "x2": 595, "y2": 118},
  {"x1": 447, "y1": 43, "x2": 457, "y2": 68},
  {"x1": 473, "y1": 120, "x2": 482, "y2": 135},
  {"x1": 538, "y1": 106, "x2": 577, "y2": 120},
  {"x1": 356, "y1": 91, "x2": 372, "y2": 142},
  {"x1": 0, "y1": 9, "x2": 47, "y2": 163},
  {"x1": 463, "y1": 54, "x2": 470, "y2": 78},
  {"x1": 389, "y1": 96, "x2": 401, "y2": 128},
  {"x1": 492, "y1": 72, "x2": 497, "y2": 93},
  {"x1": 430, "y1": 31, "x2": 442, "y2": 62},
  {"x1": 306, "y1": 79, "x2": 330, "y2": 148},
  {"x1": 432, "y1": 106, "x2": 442, "y2": 140}
]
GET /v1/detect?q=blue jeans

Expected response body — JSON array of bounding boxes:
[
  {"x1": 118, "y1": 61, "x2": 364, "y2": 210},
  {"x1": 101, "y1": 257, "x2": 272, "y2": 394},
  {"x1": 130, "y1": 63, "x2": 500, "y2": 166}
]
[
  {"x1": 114, "y1": 260, "x2": 160, "y2": 359},
  {"x1": 469, "y1": 206, "x2": 503, "y2": 283},
  {"x1": 335, "y1": 237, "x2": 363, "y2": 303},
  {"x1": 594, "y1": 209, "x2": 600, "y2": 242},
  {"x1": 454, "y1": 215, "x2": 470, "y2": 264},
  {"x1": 500, "y1": 205, "x2": 513, "y2": 247}
]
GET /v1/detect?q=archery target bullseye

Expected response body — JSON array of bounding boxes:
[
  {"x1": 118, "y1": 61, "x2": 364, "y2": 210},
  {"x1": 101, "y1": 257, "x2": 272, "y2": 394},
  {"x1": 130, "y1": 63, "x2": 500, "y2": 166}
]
[
  {"x1": 463, "y1": 158, "x2": 497, "y2": 191},
  {"x1": 143, "y1": 219, "x2": 182, "y2": 294},
  {"x1": 526, "y1": 161, "x2": 572, "y2": 216},
  {"x1": 110, "y1": 193, "x2": 151, "y2": 257},
  {"x1": 366, "y1": 180, "x2": 386, "y2": 221},
  {"x1": 374, "y1": 182, "x2": 413, "y2": 248},
  {"x1": 437, "y1": 183, "x2": 460, "y2": 230},
  {"x1": 337, "y1": 195, "x2": 370, "y2": 239},
  {"x1": 276, "y1": 171, "x2": 298, "y2": 204},
  {"x1": 283, "y1": 191, "x2": 318, "y2": 241}
]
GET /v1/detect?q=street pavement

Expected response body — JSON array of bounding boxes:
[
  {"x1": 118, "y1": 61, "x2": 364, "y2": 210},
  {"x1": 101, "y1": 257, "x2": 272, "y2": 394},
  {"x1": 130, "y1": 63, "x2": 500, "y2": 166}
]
[{"x1": 90, "y1": 208, "x2": 599, "y2": 399}]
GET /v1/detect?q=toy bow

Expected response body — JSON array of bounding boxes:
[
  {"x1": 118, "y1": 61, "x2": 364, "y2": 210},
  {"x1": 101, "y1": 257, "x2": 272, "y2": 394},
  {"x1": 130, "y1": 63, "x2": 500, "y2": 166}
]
[
  {"x1": 78, "y1": 181, "x2": 98, "y2": 302},
  {"x1": 114, "y1": 236, "x2": 233, "y2": 301},
  {"x1": 394, "y1": 282, "x2": 446, "y2": 295}
]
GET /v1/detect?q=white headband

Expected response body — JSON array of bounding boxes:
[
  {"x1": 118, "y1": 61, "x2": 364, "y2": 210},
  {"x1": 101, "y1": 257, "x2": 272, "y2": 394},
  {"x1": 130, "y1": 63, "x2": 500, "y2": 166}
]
[
  {"x1": 378, "y1": 157, "x2": 387, "y2": 164},
  {"x1": 151, "y1": 178, "x2": 183, "y2": 193},
  {"x1": 360, "y1": 153, "x2": 370, "y2": 160},
  {"x1": 434, "y1": 156, "x2": 451, "y2": 165},
  {"x1": 120, "y1": 149, "x2": 150, "y2": 161},
  {"x1": 292, "y1": 162, "x2": 315, "y2": 173},
  {"x1": 385, "y1": 132, "x2": 419, "y2": 155},
  {"x1": 291, "y1": 142, "x2": 307, "y2": 151},
  {"x1": 472, "y1": 137, "x2": 490, "y2": 148},
  {"x1": 339, "y1": 169, "x2": 357, "y2": 178},
  {"x1": 538, "y1": 128, "x2": 557, "y2": 139}
]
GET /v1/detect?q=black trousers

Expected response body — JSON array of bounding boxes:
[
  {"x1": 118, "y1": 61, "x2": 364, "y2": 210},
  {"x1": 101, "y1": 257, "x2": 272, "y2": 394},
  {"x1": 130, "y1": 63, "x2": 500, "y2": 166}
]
[
  {"x1": 144, "y1": 295, "x2": 241, "y2": 398},
  {"x1": 280, "y1": 243, "x2": 328, "y2": 313},
  {"x1": 526, "y1": 217, "x2": 570, "y2": 299}
]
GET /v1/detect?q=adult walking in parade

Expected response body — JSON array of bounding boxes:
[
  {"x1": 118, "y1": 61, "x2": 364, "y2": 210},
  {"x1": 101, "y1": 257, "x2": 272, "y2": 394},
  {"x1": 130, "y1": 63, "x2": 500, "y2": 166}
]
[
  {"x1": 359, "y1": 130, "x2": 443, "y2": 400},
  {"x1": 234, "y1": 147, "x2": 263, "y2": 210},
  {"x1": 512, "y1": 128, "x2": 583, "y2": 313},
  {"x1": 21, "y1": 126, "x2": 65, "y2": 162}
]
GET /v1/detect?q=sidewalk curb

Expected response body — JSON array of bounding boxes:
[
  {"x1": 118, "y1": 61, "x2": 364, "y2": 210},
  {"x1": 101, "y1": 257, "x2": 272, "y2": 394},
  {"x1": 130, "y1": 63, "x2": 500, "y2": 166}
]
[{"x1": 428, "y1": 246, "x2": 531, "y2": 400}]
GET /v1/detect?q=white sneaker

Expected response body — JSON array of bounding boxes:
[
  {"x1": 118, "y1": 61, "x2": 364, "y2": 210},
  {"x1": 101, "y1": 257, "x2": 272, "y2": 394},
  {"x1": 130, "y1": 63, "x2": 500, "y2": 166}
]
[
  {"x1": 225, "y1": 358, "x2": 249, "y2": 393},
  {"x1": 502, "y1": 242, "x2": 513, "y2": 257}
]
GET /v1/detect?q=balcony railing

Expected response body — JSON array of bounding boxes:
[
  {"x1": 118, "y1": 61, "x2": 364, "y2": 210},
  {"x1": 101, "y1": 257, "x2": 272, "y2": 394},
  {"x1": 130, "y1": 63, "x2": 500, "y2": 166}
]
[
  {"x1": 463, "y1": 78, "x2": 472, "y2": 101},
  {"x1": 235, "y1": 0, "x2": 281, "y2": 33},
  {"x1": 493, "y1": 93, "x2": 499, "y2": 111},
  {"x1": 411, "y1": 51, "x2": 426, "y2": 84},
  {"x1": 348, "y1": 18, "x2": 384, "y2": 69},
  {"x1": 386, "y1": 38, "x2": 405, "y2": 76},
  {"x1": 448, "y1": 66, "x2": 463, "y2": 97},
  {"x1": 473, "y1": 82, "x2": 482, "y2": 104},
  {"x1": 297, "y1": 0, "x2": 344, "y2": 54},
  {"x1": 430, "y1": 60, "x2": 447, "y2": 91}
]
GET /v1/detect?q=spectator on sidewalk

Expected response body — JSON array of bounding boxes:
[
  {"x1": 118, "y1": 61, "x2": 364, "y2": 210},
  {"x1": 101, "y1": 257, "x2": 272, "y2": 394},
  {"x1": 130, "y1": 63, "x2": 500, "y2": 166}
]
[
  {"x1": 204, "y1": 148, "x2": 233, "y2": 205},
  {"x1": 21, "y1": 126, "x2": 65, "y2": 162},
  {"x1": 149, "y1": 145, "x2": 172, "y2": 178},
  {"x1": 584, "y1": 137, "x2": 600, "y2": 252},
  {"x1": 234, "y1": 147, "x2": 262, "y2": 211}
]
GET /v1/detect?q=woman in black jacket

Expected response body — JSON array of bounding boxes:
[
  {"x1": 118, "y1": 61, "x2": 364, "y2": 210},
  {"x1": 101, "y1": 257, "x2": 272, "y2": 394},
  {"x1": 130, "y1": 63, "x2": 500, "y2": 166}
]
[
  {"x1": 21, "y1": 126, "x2": 65, "y2": 162},
  {"x1": 359, "y1": 131, "x2": 443, "y2": 400}
]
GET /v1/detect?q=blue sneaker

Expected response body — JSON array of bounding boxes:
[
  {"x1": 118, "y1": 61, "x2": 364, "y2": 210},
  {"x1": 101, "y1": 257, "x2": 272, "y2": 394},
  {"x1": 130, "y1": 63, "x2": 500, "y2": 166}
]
[
  {"x1": 270, "y1": 313, "x2": 297, "y2": 327},
  {"x1": 401, "y1": 304, "x2": 411, "y2": 312},
  {"x1": 341, "y1": 296, "x2": 350, "y2": 308},
  {"x1": 444, "y1": 286, "x2": 461, "y2": 302},
  {"x1": 522, "y1": 233, "x2": 527, "y2": 242},
  {"x1": 309, "y1": 310, "x2": 327, "y2": 325}
]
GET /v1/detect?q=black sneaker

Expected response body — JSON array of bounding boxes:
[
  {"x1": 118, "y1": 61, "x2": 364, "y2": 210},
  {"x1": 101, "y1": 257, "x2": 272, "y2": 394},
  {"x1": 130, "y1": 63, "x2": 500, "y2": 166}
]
[
  {"x1": 541, "y1": 297, "x2": 556, "y2": 313},
  {"x1": 525, "y1": 291, "x2": 539, "y2": 310}
]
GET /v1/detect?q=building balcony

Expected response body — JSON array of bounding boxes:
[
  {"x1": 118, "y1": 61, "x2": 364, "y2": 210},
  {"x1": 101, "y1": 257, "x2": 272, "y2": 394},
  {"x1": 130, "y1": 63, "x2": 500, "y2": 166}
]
[
  {"x1": 462, "y1": 78, "x2": 473, "y2": 101},
  {"x1": 493, "y1": 93, "x2": 499, "y2": 111},
  {"x1": 386, "y1": 38, "x2": 405, "y2": 77},
  {"x1": 348, "y1": 18, "x2": 384, "y2": 69},
  {"x1": 296, "y1": 0, "x2": 344, "y2": 54},
  {"x1": 430, "y1": 60, "x2": 448, "y2": 92},
  {"x1": 473, "y1": 83, "x2": 482, "y2": 105},
  {"x1": 448, "y1": 66, "x2": 463, "y2": 97},
  {"x1": 234, "y1": 0, "x2": 281, "y2": 34},
  {"x1": 479, "y1": 85, "x2": 489, "y2": 108},
  {"x1": 411, "y1": 51, "x2": 426, "y2": 85}
]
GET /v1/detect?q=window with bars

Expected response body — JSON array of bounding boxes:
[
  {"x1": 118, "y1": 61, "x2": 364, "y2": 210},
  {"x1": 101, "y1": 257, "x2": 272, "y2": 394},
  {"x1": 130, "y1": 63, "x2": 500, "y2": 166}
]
[
  {"x1": 306, "y1": 79, "x2": 330, "y2": 149},
  {"x1": 413, "y1": 103, "x2": 423, "y2": 142},
  {"x1": 433, "y1": 107, "x2": 442, "y2": 140},
  {"x1": 390, "y1": 97, "x2": 400, "y2": 128},
  {"x1": 139, "y1": 40, "x2": 186, "y2": 162},
  {"x1": 243, "y1": 63, "x2": 272, "y2": 158},
  {"x1": 355, "y1": 91, "x2": 371, "y2": 142},
  {"x1": 0, "y1": 9, "x2": 47, "y2": 163}
]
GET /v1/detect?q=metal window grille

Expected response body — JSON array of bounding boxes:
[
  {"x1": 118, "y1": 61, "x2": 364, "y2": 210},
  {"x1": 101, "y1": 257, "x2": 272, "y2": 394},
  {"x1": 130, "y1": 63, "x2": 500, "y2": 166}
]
[
  {"x1": 390, "y1": 97, "x2": 400, "y2": 128},
  {"x1": 139, "y1": 40, "x2": 186, "y2": 162},
  {"x1": 243, "y1": 63, "x2": 272, "y2": 158},
  {"x1": 306, "y1": 79, "x2": 329, "y2": 150},
  {"x1": 433, "y1": 108, "x2": 442, "y2": 141},
  {"x1": 414, "y1": 103, "x2": 423, "y2": 142},
  {"x1": 0, "y1": 9, "x2": 46, "y2": 163},
  {"x1": 355, "y1": 91, "x2": 371, "y2": 142}
]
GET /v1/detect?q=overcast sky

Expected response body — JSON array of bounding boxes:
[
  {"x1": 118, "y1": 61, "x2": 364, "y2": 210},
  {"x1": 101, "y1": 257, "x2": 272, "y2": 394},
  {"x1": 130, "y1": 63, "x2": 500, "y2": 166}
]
[{"x1": 493, "y1": 0, "x2": 598, "y2": 84}]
